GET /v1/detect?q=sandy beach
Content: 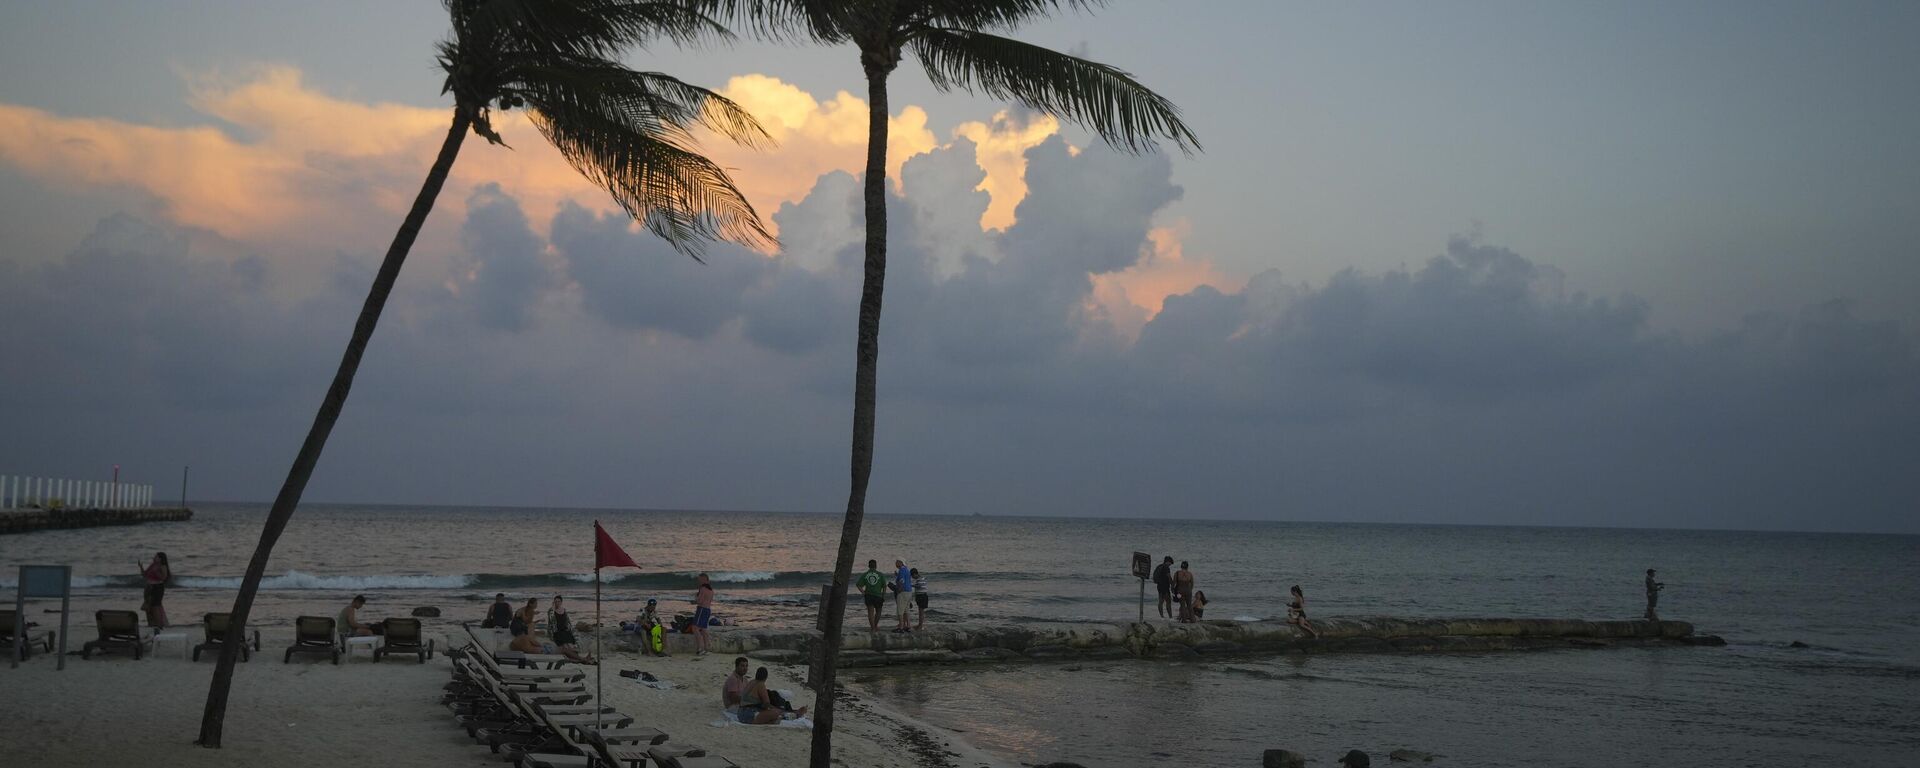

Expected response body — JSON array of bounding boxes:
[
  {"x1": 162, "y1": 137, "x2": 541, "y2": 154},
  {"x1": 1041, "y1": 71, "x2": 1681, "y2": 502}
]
[{"x1": 0, "y1": 625, "x2": 1007, "y2": 768}]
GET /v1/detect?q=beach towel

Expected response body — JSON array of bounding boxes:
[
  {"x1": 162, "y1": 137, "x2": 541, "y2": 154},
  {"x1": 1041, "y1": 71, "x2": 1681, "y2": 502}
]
[{"x1": 711, "y1": 709, "x2": 812, "y2": 729}]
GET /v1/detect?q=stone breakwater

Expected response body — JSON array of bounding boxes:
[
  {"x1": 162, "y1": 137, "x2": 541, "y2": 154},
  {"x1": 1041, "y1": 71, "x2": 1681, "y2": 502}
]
[
  {"x1": 622, "y1": 617, "x2": 1725, "y2": 666},
  {"x1": 0, "y1": 507, "x2": 192, "y2": 534}
]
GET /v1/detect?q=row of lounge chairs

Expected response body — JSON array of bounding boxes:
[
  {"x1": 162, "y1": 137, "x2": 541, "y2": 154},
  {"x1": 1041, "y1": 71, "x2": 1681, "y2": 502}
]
[
  {"x1": 444, "y1": 623, "x2": 739, "y2": 768},
  {"x1": 5, "y1": 609, "x2": 428, "y2": 663}
]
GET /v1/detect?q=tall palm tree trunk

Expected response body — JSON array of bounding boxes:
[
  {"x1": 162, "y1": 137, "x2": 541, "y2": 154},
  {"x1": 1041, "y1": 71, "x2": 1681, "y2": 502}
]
[
  {"x1": 196, "y1": 108, "x2": 472, "y2": 748},
  {"x1": 809, "y1": 61, "x2": 891, "y2": 768}
]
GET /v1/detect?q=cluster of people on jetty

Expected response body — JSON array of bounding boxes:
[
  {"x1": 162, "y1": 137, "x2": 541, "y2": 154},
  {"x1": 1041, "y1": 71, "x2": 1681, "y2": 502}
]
[
  {"x1": 1149, "y1": 555, "x2": 1317, "y2": 637},
  {"x1": 856, "y1": 559, "x2": 929, "y2": 633}
]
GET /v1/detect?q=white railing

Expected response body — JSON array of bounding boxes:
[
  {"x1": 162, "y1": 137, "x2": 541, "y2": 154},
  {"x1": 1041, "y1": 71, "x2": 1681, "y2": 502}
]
[{"x1": 0, "y1": 475, "x2": 154, "y2": 511}]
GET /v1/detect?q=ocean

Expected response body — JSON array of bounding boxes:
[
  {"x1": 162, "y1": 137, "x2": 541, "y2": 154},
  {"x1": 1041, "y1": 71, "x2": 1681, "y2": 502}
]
[{"x1": 3, "y1": 503, "x2": 1916, "y2": 766}]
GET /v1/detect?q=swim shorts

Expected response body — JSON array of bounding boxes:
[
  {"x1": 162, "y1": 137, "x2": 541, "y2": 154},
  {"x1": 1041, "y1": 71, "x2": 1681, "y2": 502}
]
[
  {"x1": 914, "y1": 591, "x2": 928, "y2": 610},
  {"x1": 694, "y1": 606, "x2": 712, "y2": 629},
  {"x1": 864, "y1": 594, "x2": 884, "y2": 610},
  {"x1": 735, "y1": 704, "x2": 763, "y2": 724}
]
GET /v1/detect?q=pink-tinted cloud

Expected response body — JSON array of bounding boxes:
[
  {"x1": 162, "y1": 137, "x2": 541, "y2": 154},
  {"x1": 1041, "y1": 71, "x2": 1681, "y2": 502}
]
[{"x1": 1091, "y1": 221, "x2": 1245, "y2": 338}]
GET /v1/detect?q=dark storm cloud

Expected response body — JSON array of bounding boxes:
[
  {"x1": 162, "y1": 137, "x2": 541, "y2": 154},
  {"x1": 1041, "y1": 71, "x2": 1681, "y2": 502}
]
[
  {"x1": 2, "y1": 139, "x2": 1914, "y2": 533},
  {"x1": 554, "y1": 201, "x2": 769, "y2": 339},
  {"x1": 457, "y1": 183, "x2": 549, "y2": 332}
]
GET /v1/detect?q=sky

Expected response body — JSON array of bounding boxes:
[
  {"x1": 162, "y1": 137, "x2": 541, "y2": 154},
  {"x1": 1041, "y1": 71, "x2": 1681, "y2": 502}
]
[{"x1": 0, "y1": 1, "x2": 1915, "y2": 533}]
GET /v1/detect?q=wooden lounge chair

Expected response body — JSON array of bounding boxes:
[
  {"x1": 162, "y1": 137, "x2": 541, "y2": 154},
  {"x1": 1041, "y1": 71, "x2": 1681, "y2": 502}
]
[
  {"x1": 81, "y1": 610, "x2": 149, "y2": 660},
  {"x1": 374, "y1": 617, "x2": 434, "y2": 662},
  {"x1": 1, "y1": 610, "x2": 55, "y2": 660},
  {"x1": 284, "y1": 615, "x2": 341, "y2": 664},
  {"x1": 192, "y1": 612, "x2": 259, "y2": 662}
]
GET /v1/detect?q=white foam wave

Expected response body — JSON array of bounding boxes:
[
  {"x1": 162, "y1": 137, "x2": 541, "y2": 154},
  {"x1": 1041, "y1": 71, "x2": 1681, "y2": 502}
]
[
  {"x1": 0, "y1": 575, "x2": 120, "y2": 589},
  {"x1": 679, "y1": 570, "x2": 777, "y2": 583},
  {"x1": 1233, "y1": 615, "x2": 1263, "y2": 622},
  {"x1": 171, "y1": 571, "x2": 475, "y2": 591}
]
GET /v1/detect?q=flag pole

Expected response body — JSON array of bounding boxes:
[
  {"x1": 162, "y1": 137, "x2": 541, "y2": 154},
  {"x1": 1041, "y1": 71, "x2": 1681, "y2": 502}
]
[{"x1": 595, "y1": 523, "x2": 604, "y2": 732}]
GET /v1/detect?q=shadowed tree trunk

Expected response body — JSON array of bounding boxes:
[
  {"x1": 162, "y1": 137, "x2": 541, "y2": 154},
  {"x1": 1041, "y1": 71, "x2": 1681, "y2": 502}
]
[
  {"x1": 809, "y1": 52, "x2": 894, "y2": 767},
  {"x1": 196, "y1": 108, "x2": 472, "y2": 748}
]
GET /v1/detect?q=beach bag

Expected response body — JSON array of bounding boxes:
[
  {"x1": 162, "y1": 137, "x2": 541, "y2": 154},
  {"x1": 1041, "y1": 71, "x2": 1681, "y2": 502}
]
[
  {"x1": 648, "y1": 624, "x2": 664, "y2": 653},
  {"x1": 671, "y1": 614, "x2": 693, "y2": 633},
  {"x1": 887, "y1": 581, "x2": 901, "y2": 594}
]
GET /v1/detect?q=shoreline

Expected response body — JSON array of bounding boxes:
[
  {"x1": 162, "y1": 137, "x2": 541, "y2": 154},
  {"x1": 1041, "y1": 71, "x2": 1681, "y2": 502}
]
[{"x1": 0, "y1": 625, "x2": 1011, "y2": 768}]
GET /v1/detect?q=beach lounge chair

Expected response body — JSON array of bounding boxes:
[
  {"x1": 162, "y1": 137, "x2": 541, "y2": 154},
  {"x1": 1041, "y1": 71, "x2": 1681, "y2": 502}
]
[
  {"x1": 284, "y1": 616, "x2": 341, "y2": 664},
  {"x1": 192, "y1": 612, "x2": 259, "y2": 662},
  {"x1": 374, "y1": 617, "x2": 434, "y2": 662},
  {"x1": 644, "y1": 742, "x2": 740, "y2": 768},
  {"x1": 81, "y1": 610, "x2": 149, "y2": 660},
  {"x1": 1, "y1": 610, "x2": 55, "y2": 660}
]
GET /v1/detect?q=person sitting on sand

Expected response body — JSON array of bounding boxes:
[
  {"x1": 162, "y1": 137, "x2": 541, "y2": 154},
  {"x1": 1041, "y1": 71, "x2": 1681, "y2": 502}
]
[
  {"x1": 340, "y1": 595, "x2": 377, "y2": 637},
  {"x1": 738, "y1": 666, "x2": 809, "y2": 724},
  {"x1": 637, "y1": 598, "x2": 668, "y2": 656},
  {"x1": 546, "y1": 595, "x2": 595, "y2": 663},
  {"x1": 723, "y1": 656, "x2": 751, "y2": 709},
  {"x1": 507, "y1": 597, "x2": 595, "y2": 663},
  {"x1": 483, "y1": 593, "x2": 512, "y2": 628},
  {"x1": 1190, "y1": 590, "x2": 1209, "y2": 621},
  {"x1": 1288, "y1": 585, "x2": 1318, "y2": 638}
]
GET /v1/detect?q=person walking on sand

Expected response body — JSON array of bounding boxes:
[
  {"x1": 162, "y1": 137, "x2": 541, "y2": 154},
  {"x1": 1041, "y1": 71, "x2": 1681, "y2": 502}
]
[
  {"x1": 1174, "y1": 561, "x2": 1195, "y2": 622},
  {"x1": 1644, "y1": 569, "x2": 1665, "y2": 621},
  {"x1": 1152, "y1": 556, "x2": 1175, "y2": 619},
  {"x1": 910, "y1": 568, "x2": 929, "y2": 631},
  {"x1": 857, "y1": 560, "x2": 887, "y2": 631},
  {"x1": 692, "y1": 573, "x2": 715, "y2": 656},
  {"x1": 138, "y1": 552, "x2": 170, "y2": 630},
  {"x1": 1288, "y1": 584, "x2": 1319, "y2": 638},
  {"x1": 892, "y1": 559, "x2": 914, "y2": 632}
]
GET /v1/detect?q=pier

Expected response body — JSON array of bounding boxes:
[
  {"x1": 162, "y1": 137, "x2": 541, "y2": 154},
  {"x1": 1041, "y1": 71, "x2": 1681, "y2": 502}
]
[
  {"x1": 1, "y1": 473, "x2": 185, "y2": 534},
  {"x1": 631, "y1": 617, "x2": 1725, "y2": 665},
  {"x1": 0, "y1": 506, "x2": 192, "y2": 534}
]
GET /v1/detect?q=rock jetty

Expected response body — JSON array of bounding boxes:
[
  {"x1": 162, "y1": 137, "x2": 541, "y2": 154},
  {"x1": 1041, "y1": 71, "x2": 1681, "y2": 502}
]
[{"x1": 617, "y1": 616, "x2": 1723, "y2": 665}]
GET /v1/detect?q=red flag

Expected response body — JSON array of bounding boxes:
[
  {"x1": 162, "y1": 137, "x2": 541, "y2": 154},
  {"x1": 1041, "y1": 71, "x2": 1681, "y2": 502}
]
[{"x1": 594, "y1": 521, "x2": 638, "y2": 570}]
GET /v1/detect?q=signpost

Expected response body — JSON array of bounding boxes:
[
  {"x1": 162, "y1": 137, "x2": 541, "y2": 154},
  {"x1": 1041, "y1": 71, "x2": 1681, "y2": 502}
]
[
  {"x1": 13, "y1": 565, "x2": 72, "y2": 670},
  {"x1": 1131, "y1": 551, "x2": 1152, "y2": 623}
]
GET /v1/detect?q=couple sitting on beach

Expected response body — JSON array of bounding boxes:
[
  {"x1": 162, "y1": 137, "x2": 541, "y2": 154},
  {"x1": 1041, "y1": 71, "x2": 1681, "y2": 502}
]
[
  {"x1": 501, "y1": 594, "x2": 596, "y2": 663},
  {"x1": 722, "y1": 657, "x2": 810, "y2": 724}
]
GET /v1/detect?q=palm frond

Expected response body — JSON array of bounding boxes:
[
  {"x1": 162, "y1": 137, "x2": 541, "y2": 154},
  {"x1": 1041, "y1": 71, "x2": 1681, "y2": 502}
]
[
  {"x1": 503, "y1": 53, "x2": 773, "y2": 148},
  {"x1": 913, "y1": 0, "x2": 1102, "y2": 31},
  {"x1": 531, "y1": 92, "x2": 775, "y2": 254},
  {"x1": 455, "y1": 0, "x2": 732, "y2": 58},
  {"x1": 908, "y1": 26, "x2": 1200, "y2": 154},
  {"x1": 686, "y1": 0, "x2": 845, "y2": 43}
]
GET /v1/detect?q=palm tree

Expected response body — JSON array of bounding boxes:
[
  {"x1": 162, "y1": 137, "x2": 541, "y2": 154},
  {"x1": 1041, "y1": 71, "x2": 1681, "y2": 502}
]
[
  {"x1": 722, "y1": 2, "x2": 1199, "y2": 764},
  {"x1": 195, "y1": 0, "x2": 773, "y2": 747}
]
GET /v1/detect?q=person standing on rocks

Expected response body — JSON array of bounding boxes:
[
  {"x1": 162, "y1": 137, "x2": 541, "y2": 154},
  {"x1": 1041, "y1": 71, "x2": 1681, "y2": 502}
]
[
  {"x1": 1644, "y1": 568, "x2": 1664, "y2": 621},
  {"x1": 1174, "y1": 561, "x2": 1196, "y2": 622},
  {"x1": 856, "y1": 560, "x2": 887, "y2": 631},
  {"x1": 1288, "y1": 584, "x2": 1318, "y2": 638},
  {"x1": 1153, "y1": 556, "x2": 1175, "y2": 619},
  {"x1": 691, "y1": 573, "x2": 715, "y2": 656},
  {"x1": 910, "y1": 568, "x2": 929, "y2": 631},
  {"x1": 893, "y1": 559, "x2": 914, "y2": 633}
]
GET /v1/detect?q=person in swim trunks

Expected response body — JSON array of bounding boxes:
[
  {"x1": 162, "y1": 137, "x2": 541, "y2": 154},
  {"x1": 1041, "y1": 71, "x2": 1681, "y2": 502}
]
[
  {"x1": 1152, "y1": 556, "x2": 1174, "y2": 619},
  {"x1": 856, "y1": 560, "x2": 887, "y2": 631},
  {"x1": 692, "y1": 573, "x2": 715, "y2": 656}
]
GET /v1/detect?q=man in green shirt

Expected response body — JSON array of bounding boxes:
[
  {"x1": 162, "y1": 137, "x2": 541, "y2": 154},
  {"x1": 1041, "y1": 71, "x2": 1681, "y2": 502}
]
[{"x1": 856, "y1": 559, "x2": 887, "y2": 631}]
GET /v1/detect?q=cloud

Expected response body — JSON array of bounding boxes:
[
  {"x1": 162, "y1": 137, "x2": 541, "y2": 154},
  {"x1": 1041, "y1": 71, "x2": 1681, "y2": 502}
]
[{"x1": 3, "y1": 105, "x2": 1915, "y2": 533}]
